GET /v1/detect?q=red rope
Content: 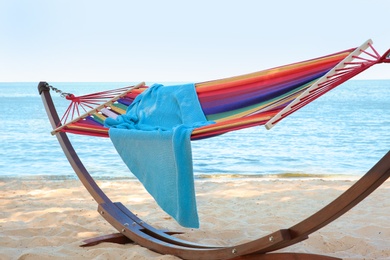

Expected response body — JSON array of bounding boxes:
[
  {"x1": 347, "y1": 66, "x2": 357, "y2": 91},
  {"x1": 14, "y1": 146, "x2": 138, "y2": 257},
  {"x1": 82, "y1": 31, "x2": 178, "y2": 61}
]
[{"x1": 59, "y1": 86, "x2": 138, "y2": 126}]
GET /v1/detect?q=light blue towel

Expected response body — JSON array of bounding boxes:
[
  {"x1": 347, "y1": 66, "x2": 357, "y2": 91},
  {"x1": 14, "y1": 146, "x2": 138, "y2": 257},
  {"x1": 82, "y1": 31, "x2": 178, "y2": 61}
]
[{"x1": 105, "y1": 83, "x2": 211, "y2": 228}]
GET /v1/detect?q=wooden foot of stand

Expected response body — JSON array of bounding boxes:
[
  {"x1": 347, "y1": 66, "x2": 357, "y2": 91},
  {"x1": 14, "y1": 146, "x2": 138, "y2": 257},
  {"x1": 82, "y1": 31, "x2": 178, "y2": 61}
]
[
  {"x1": 81, "y1": 233, "x2": 133, "y2": 247},
  {"x1": 81, "y1": 230, "x2": 185, "y2": 247}
]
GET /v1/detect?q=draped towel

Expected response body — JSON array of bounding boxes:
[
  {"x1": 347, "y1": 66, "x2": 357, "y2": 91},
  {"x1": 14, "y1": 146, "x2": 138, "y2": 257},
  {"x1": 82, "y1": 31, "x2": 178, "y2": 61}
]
[{"x1": 105, "y1": 83, "x2": 212, "y2": 228}]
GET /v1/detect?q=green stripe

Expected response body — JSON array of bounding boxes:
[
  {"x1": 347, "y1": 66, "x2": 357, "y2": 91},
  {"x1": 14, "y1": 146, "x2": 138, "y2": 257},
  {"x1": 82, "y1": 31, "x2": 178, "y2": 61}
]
[
  {"x1": 91, "y1": 114, "x2": 105, "y2": 125},
  {"x1": 112, "y1": 102, "x2": 128, "y2": 111}
]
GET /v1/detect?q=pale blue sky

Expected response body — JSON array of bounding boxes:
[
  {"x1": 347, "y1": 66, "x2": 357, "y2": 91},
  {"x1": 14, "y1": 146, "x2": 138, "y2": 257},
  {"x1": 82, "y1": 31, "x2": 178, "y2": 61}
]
[{"x1": 1, "y1": 0, "x2": 389, "y2": 82}]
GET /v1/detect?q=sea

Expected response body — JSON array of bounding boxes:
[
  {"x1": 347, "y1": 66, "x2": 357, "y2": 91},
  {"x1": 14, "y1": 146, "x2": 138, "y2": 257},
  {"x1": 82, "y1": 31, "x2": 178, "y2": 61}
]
[{"x1": 0, "y1": 80, "x2": 389, "y2": 180}]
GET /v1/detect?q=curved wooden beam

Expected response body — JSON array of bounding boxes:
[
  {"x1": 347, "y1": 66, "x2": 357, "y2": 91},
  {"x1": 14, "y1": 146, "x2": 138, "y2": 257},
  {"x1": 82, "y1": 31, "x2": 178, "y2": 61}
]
[{"x1": 39, "y1": 82, "x2": 389, "y2": 260}]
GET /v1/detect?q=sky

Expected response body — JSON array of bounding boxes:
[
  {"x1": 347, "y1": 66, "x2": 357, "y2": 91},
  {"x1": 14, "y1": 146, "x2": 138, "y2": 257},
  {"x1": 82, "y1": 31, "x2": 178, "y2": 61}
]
[{"x1": 1, "y1": 0, "x2": 389, "y2": 82}]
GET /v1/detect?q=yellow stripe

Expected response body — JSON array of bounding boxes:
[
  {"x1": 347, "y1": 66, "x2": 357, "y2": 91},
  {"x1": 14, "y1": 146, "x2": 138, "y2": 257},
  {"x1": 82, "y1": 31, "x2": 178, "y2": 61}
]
[
  {"x1": 92, "y1": 112, "x2": 107, "y2": 121},
  {"x1": 110, "y1": 104, "x2": 126, "y2": 115}
]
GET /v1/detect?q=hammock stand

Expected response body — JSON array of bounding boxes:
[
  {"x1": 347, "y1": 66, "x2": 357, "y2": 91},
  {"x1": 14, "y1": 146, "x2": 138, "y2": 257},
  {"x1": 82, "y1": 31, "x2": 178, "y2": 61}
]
[{"x1": 39, "y1": 39, "x2": 390, "y2": 260}]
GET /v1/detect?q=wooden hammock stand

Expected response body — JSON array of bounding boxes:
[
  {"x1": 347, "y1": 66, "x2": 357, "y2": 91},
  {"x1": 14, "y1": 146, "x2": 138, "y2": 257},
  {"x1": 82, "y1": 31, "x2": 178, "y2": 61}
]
[
  {"x1": 38, "y1": 40, "x2": 390, "y2": 259},
  {"x1": 39, "y1": 82, "x2": 390, "y2": 260}
]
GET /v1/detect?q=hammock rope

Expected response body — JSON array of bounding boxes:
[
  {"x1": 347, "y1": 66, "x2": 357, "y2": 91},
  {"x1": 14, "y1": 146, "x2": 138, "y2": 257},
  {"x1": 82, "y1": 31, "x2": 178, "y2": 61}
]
[{"x1": 53, "y1": 82, "x2": 146, "y2": 132}]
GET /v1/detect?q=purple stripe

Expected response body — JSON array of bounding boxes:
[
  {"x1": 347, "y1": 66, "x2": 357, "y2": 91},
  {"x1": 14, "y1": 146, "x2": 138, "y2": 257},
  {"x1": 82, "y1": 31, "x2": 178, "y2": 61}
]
[
  {"x1": 84, "y1": 116, "x2": 104, "y2": 126},
  {"x1": 117, "y1": 97, "x2": 134, "y2": 106},
  {"x1": 201, "y1": 70, "x2": 327, "y2": 115}
]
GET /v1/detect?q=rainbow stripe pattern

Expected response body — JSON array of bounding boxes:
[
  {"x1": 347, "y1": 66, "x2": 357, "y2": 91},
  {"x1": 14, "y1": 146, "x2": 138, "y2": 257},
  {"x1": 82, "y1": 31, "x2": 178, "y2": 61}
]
[{"x1": 53, "y1": 40, "x2": 389, "y2": 140}]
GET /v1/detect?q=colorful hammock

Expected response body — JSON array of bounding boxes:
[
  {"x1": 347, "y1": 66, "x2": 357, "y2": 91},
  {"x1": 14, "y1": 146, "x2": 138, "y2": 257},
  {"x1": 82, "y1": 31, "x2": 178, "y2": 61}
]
[{"x1": 50, "y1": 39, "x2": 389, "y2": 140}]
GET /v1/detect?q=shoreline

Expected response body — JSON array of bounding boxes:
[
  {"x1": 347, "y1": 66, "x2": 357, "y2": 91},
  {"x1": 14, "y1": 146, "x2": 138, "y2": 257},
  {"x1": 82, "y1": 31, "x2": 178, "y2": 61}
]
[
  {"x1": 0, "y1": 172, "x2": 363, "y2": 182},
  {"x1": 1, "y1": 178, "x2": 389, "y2": 259}
]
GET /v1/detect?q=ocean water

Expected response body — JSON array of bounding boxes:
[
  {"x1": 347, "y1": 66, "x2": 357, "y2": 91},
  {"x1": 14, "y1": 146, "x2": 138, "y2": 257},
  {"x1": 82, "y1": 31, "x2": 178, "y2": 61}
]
[{"x1": 0, "y1": 80, "x2": 389, "y2": 180}]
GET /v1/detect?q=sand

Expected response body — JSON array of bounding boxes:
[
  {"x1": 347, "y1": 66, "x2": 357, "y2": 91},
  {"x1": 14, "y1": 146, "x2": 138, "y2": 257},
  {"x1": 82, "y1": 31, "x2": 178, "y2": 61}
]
[{"x1": 1, "y1": 177, "x2": 389, "y2": 260}]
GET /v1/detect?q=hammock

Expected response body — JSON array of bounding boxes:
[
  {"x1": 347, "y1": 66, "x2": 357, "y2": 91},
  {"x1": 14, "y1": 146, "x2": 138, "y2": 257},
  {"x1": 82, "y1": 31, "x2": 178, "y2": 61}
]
[
  {"x1": 50, "y1": 39, "x2": 390, "y2": 140},
  {"x1": 39, "y1": 39, "x2": 390, "y2": 259}
]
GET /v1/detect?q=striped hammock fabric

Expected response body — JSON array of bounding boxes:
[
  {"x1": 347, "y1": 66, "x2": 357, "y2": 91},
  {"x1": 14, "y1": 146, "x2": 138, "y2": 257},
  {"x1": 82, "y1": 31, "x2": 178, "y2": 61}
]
[{"x1": 52, "y1": 39, "x2": 390, "y2": 140}]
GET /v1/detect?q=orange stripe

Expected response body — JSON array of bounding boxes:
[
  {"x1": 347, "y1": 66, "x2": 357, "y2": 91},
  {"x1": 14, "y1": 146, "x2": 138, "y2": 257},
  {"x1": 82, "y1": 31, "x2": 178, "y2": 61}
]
[{"x1": 196, "y1": 51, "x2": 352, "y2": 92}]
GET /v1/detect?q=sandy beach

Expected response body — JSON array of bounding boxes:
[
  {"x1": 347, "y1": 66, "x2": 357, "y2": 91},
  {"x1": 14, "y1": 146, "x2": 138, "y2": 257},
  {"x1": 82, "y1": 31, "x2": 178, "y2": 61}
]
[{"x1": 1, "y1": 177, "x2": 389, "y2": 260}]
